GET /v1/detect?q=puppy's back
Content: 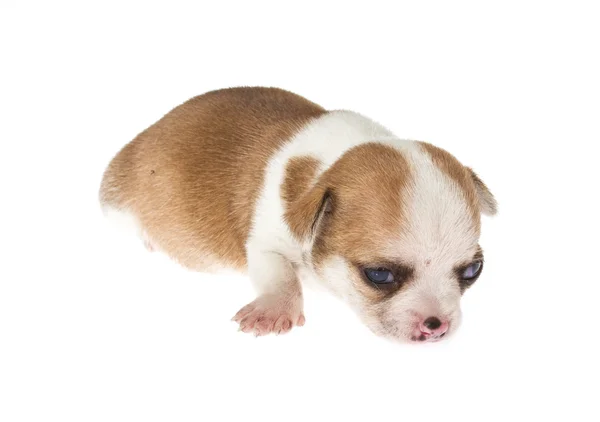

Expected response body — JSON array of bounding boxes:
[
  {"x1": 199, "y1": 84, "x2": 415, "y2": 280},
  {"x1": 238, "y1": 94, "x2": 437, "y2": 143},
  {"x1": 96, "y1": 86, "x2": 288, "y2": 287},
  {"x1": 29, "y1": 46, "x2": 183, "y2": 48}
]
[{"x1": 100, "y1": 87, "x2": 326, "y2": 270}]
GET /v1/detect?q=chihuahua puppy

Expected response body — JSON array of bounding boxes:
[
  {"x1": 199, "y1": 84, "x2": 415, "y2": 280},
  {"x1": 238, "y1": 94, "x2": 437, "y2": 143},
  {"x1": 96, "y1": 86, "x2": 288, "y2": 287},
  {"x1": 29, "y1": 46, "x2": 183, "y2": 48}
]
[{"x1": 100, "y1": 87, "x2": 497, "y2": 342}]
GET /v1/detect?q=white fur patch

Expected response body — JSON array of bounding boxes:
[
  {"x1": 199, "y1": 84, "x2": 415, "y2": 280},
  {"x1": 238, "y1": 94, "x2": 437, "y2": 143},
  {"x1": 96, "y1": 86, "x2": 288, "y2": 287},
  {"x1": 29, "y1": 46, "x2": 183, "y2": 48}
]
[
  {"x1": 395, "y1": 146, "x2": 479, "y2": 264},
  {"x1": 373, "y1": 146, "x2": 479, "y2": 339}
]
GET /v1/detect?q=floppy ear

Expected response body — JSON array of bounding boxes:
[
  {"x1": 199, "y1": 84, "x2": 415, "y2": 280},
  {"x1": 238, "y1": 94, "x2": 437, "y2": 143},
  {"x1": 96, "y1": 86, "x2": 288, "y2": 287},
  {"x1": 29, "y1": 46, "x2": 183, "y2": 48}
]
[
  {"x1": 284, "y1": 184, "x2": 334, "y2": 243},
  {"x1": 467, "y1": 168, "x2": 498, "y2": 216}
]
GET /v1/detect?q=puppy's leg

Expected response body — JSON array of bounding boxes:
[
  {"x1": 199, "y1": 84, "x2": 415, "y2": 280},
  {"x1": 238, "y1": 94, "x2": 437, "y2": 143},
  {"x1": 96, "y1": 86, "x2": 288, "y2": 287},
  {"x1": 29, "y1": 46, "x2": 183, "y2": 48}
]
[{"x1": 232, "y1": 250, "x2": 305, "y2": 336}]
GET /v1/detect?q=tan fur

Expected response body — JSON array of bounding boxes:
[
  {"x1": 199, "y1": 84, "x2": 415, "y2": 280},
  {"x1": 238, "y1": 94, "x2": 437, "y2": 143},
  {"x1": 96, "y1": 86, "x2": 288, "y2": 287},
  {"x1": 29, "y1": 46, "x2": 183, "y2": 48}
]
[
  {"x1": 283, "y1": 143, "x2": 412, "y2": 297},
  {"x1": 100, "y1": 87, "x2": 326, "y2": 270},
  {"x1": 281, "y1": 155, "x2": 322, "y2": 224},
  {"x1": 418, "y1": 141, "x2": 481, "y2": 227}
]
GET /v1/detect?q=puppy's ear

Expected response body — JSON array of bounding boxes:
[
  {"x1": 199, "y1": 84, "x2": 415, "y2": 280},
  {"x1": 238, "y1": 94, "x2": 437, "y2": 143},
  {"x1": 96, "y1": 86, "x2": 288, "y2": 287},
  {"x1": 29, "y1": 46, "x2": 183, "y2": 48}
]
[
  {"x1": 467, "y1": 168, "x2": 498, "y2": 216},
  {"x1": 284, "y1": 185, "x2": 334, "y2": 243}
]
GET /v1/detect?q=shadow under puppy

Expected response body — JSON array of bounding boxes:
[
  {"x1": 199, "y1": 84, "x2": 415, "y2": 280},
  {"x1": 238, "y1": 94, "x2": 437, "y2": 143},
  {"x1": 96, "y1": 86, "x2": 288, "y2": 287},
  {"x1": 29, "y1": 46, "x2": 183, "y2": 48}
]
[{"x1": 100, "y1": 87, "x2": 497, "y2": 343}]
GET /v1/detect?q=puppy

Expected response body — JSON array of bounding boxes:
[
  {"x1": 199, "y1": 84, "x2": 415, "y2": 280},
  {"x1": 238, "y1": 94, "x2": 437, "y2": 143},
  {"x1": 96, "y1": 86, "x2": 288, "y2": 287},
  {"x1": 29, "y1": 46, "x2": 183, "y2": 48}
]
[{"x1": 99, "y1": 87, "x2": 497, "y2": 342}]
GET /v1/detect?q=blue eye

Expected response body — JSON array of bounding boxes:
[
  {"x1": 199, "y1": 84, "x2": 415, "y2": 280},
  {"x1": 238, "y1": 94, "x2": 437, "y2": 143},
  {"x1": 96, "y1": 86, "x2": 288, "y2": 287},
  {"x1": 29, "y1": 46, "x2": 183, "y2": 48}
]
[
  {"x1": 364, "y1": 268, "x2": 394, "y2": 284},
  {"x1": 462, "y1": 261, "x2": 482, "y2": 280}
]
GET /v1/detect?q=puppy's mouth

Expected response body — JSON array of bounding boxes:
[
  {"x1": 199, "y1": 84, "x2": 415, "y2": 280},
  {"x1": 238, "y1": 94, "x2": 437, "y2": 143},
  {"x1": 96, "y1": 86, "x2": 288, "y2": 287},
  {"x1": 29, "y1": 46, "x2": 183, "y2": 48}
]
[
  {"x1": 366, "y1": 307, "x2": 461, "y2": 344},
  {"x1": 373, "y1": 320, "x2": 451, "y2": 344},
  {"x1": 377, "y1": 315, "x2": 456, "y2": 344},
  {"x1": 409, "y1": 329, "x2": 447, "y2": 343}
]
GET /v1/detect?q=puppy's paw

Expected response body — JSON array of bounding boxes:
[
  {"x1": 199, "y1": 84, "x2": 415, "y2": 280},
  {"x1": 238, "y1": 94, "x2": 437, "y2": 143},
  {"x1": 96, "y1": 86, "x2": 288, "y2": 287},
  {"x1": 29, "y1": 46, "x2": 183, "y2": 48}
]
[{"x1": 232, "y1": 294, "x2": 305, "y2": 336}]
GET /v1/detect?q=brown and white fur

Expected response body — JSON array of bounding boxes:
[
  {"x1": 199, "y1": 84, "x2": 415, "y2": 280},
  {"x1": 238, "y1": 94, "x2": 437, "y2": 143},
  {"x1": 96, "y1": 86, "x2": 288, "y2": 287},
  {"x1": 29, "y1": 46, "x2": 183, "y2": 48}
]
[{"x1": 99, "y1": 87, "x2": 497, "y2": 343}]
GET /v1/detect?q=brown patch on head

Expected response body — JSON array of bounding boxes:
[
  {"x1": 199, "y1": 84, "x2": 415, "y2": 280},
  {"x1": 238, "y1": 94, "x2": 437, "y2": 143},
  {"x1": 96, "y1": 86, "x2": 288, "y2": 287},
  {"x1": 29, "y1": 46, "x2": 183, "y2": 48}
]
[
  {"x1": 283, "y1": 142, "x2": 412, "y2": 301},
  {"x1": 418, "y1": 142, "x2": 482, "y2": 226},
  {"x1": 100, "y1": 87, "x2": 327, "y2": 271},
  {"x1": 317, "y1": 143, "x2": 411, "y2": 263}
]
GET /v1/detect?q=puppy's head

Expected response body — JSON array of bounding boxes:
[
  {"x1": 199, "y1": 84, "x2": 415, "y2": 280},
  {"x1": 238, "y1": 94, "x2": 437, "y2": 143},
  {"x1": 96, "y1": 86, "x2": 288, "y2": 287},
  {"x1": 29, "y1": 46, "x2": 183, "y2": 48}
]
[{"x1": 284, "y1": 141, "x2": 497, "y2": 343}]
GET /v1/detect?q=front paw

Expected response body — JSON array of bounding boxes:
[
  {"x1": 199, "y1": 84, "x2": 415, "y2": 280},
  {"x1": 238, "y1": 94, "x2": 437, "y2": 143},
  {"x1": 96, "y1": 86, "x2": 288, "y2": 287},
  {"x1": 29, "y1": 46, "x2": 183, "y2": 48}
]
[{"x1": 232, "y1": 294, "x2": 305, "y2": 336}]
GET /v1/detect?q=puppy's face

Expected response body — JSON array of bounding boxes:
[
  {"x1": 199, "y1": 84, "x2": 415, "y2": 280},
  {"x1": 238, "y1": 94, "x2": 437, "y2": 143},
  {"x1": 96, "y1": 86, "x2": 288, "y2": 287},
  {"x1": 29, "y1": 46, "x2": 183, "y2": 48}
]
[{"x1": 289, "y1": 142, "x2": 497, "y2": 343}]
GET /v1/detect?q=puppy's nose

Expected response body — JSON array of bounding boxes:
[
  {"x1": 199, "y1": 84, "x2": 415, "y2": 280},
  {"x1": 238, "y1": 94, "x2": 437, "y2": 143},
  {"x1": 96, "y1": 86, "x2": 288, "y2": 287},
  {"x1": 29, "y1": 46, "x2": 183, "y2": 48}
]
[
  {"x1": 423, "y1": 316, "x2": 442, "y2": 329},
  {"x1": 420, "y1": 316, "x2": 449, "y2": 338}
]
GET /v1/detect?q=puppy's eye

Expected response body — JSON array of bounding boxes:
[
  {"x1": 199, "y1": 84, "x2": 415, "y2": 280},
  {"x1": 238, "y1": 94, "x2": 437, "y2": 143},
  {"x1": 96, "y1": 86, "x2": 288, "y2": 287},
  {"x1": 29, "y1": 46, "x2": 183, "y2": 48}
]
[
  {"x1": 364, "y1": 268, "x2": 394, "y2": 284},
  {"x1": 461, "y1": 261, "x2": 483, "y2": 281}
]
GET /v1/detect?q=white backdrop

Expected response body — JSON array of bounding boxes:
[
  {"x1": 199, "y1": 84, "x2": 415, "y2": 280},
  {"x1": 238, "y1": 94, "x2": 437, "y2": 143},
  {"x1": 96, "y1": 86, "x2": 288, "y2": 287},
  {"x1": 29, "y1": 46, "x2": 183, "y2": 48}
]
[{"x1": 1, "y1": 1, "x2": 599, "y2": 421}]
